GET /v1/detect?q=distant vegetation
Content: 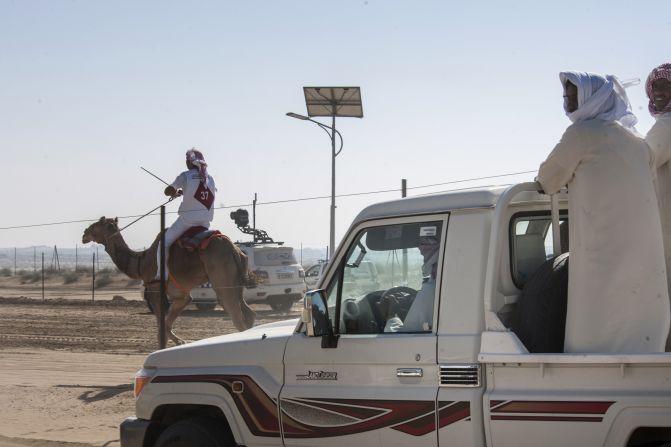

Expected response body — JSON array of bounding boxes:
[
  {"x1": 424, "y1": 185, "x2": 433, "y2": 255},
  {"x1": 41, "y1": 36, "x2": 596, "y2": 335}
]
[
  {"x1": 95, "y1": 272, "x2": 113, "y2": 288},
  {"x1": 0, "y1": 267, "x2": 127, "y2": 288},
  {"x1": 18, "y1": 270, "x2": 41, "y2": 284},
  {"x1": 62, "y1": 271, "x2": 79, "y2": 284}
]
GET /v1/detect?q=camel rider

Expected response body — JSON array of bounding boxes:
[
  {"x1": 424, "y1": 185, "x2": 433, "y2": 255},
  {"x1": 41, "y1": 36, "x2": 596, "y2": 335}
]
[{"x1": 155, "y1": 148, "x2": 217, "y2": 280}]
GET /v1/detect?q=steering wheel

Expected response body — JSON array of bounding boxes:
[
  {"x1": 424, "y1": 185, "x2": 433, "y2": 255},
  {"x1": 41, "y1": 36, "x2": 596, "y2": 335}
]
[
  {"x1": 378, "y1": 286, "x2": 417, "y2": 321},
  {"x1": 342, "y1": 298, "x2": 360, "y2": 320}
]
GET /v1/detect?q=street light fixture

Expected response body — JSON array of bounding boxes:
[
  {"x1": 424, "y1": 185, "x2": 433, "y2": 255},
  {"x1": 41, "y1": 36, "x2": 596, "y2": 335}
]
[{"x1": 287, "y1": 87, "x2": 363, "y2": 259}]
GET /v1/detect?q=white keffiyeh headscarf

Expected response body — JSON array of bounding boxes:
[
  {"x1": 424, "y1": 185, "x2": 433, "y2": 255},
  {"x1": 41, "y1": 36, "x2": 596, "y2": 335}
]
[
  {"x1": 560, "y1": 71, "x2": 638, "y2": 130},
  {"x1": 186, "y1": 148, "x2": 208, "y2": 185}
]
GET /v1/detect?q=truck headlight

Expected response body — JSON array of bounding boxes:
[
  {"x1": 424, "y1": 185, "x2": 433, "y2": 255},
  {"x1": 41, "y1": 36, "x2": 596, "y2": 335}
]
[{"x1": 134, "y1": 370, "x2": 155, "y2": 398}]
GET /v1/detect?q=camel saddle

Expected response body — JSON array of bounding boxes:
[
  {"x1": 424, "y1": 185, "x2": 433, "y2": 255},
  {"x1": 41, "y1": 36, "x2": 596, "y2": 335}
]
[{"x1": 176, "y1": 226, "x2": 222, "y2": 252}]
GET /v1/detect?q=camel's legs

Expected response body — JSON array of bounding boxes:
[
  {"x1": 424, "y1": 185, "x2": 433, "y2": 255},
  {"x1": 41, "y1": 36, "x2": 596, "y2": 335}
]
[
  {"x1": 143, "y1": 284, "x2": 168, "y2": 348},
  {"x1": 200, "y1": 245, "x2": 256, "y2": 331},
  {"x1": 213, "y1": 285, "x2": 255, "y2": 331},
  {"x1": 145, "y1": 282, "x2": 190, "y2": 347},
  {"x1": 164, "y1": 283, "x2": 192, "y2": 345}
]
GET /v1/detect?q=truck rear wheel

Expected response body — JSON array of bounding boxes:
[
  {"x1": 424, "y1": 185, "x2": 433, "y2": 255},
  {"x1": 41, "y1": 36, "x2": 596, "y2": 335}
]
[{"x1": 155, "y1": 417, "x2": 232, "y2": 447}]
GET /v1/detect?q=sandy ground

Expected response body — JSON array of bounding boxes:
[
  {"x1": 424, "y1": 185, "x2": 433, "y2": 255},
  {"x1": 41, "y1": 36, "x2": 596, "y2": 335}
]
[{"x1": 0, "y1": 272, "x2": 299, "y2": 447}]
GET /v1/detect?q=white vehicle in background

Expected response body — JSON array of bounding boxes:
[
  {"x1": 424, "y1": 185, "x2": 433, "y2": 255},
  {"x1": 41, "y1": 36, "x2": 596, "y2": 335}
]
[
  {"x1": 189, "y1": 242, "x2": 305, "y2": 312},
  {"x1": 237, "y1": 242, "x2": 305, "y2": 312},
  {"x1": 189, "y1": 282, "x2": 218, "y2": 311},
  {"x1": 188, "y1": 208, "x2": 306, "y2": 313},
  {"x1": 304, "y1": 260, "x2": 328, "y2": 290}
]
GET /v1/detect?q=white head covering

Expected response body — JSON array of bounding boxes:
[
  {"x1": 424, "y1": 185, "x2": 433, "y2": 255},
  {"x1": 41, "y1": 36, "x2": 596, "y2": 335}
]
[
  {"x1": 185, "y1": 147, "x2": 208, "y2": 185},
  {"x1": 560, "y1": 71, "x2": 638, "y2": 130}
]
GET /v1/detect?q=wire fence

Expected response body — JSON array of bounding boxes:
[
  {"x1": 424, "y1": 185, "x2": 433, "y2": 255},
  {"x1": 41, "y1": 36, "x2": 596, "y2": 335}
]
[
  {"x1": 0, "y1": 251, "x2": 142, "y2": 302},
  {"x1": 0, "y1": 170, "x2": 537, "y2": 301},
  {"x1": 0, "y1": 170, "x2": 536, "y2": 232}
]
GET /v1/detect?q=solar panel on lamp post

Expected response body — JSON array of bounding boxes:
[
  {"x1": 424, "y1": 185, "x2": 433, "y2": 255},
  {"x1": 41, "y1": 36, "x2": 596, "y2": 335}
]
[{"x1": 286, "y1": 86, "x2": 363, "y2": 259}]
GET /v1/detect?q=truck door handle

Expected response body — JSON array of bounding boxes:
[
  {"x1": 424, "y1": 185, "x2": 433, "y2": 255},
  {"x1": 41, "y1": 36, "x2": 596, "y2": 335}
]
[{"x1": 397, "y1": 368, "x2": 423, "y2": 378}]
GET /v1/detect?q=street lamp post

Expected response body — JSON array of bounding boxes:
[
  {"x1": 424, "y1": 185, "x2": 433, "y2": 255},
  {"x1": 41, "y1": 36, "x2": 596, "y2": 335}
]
[
  {"x1": 286, "y1": 112, "x2": 343, "y2": 256},
  {"x1": 287, "y1": 86, "x2": 363, "y2": 259}
]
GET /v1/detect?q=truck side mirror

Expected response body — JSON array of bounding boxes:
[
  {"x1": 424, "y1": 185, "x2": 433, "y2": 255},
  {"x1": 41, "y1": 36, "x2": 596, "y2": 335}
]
[{"x1": 302, "y1": 290, "x2": 338, "y2": 348}]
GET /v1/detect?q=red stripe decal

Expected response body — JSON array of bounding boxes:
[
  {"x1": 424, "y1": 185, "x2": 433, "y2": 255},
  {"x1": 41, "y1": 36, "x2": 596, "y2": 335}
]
[
  {"x1": 438, "y1": 401, "x2": 471, "y2": 428},
  {"x1": 152, "y1": 374, "x2": 281, "y2": 437},
  {"x1": 492, "y1": 415, "x2": 603, "y2": 422},
  {"x1": 282, "y1": 399, "x2": 436, "y2": 438},
  {"x1": 152, "y1": 375, "x2": 474, "y2": 439},
  {"x1": 391, "y1": 411, "x2": 436, "y2": 436},
  {"x1": 491, "y1": 400, "x2": 615, "y2": 415},
  {"x1": 286, "y1": 398, "x2": 390, "y2": 419}
]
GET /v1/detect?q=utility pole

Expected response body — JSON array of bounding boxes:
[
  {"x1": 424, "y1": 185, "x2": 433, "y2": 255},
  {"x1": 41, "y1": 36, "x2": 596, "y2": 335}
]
[
  {"x1": 402, "y1": 179, "x2": 408, "y2": 283},
  {"x1": 51, "y1": 245, "x2": 60, "y2": 272},
  {"x1": 92, "y1": 253, "x2": 96, "y2": 301},
  {"x1": 253, "y1": 193, "x2": 257, "y2": 231}
]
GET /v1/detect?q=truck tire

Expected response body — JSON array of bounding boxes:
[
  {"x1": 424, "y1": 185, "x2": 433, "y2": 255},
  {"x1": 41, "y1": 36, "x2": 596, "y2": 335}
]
[
  {"x1": 155, "y1": 417, "x2": 232, "y2": 447},
  {"x1": 269, "y1": 297, "x2": 294, "y2": 313},
  {"x1": 512, "y1": 252, "x2": 569, "y2": 353}
]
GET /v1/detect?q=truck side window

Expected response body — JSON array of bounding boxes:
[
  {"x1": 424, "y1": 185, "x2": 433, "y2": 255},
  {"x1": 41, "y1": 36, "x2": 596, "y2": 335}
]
[
  {"x1": 510, "y1": 214, "x2": 568, "y2": 288},
  {"x1": 325, "y1": 220, "x2": 443, "y2": 334}
]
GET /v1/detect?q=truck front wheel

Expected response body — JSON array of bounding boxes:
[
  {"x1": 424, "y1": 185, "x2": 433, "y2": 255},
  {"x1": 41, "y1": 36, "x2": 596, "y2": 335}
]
[{"x1": 155, "y1": 417, "x2": 232, "y2": 447}]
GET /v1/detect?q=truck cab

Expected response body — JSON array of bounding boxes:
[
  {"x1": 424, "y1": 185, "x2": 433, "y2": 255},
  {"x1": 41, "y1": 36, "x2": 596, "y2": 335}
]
[{"x1": 121, "y1": 182, "x2": 671, "y2": 447}]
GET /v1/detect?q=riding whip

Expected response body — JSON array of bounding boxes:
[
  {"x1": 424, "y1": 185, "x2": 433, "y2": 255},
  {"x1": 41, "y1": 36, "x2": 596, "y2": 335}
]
[{"x1": 141, "y1": 166, "x2": 170, "y2": 186}]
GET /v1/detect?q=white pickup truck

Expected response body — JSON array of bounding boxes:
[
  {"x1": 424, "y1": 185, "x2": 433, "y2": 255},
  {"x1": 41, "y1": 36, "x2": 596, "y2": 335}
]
[{"x1": 120, "y1": 182, "x2": 671, "y2": 447}]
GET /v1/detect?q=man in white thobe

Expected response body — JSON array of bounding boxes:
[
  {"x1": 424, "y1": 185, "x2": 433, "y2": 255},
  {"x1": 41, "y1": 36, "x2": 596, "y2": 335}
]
[
  {"x1": 645, "y1": 63, "x2": 671, "y2": 350},
  {"x1": 383, "y1": 235, "x2": 440, "y2": 333},
  {"x1": 537, "y1": 71, "x2": 670, "y2": 353},
  {"x1": 156, "y1": 148, "x2": 217, "y2": 280}
]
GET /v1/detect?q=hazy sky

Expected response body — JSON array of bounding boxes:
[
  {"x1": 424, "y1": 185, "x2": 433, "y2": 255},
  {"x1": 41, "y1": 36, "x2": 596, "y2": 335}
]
[{"x1": 2, "y1": 0, "x2": 668, "y2": 252}]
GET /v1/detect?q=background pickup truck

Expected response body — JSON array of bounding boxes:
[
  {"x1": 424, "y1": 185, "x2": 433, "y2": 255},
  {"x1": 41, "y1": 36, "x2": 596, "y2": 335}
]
[{"x1": 121, "y1": 182, "x2": 671, "y2": 447}]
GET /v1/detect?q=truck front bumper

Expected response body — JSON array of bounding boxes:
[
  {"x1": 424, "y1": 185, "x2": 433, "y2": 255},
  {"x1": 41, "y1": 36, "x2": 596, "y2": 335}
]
[{"x1": 120, "y1": 417, "x2": 151, "y2": 447}]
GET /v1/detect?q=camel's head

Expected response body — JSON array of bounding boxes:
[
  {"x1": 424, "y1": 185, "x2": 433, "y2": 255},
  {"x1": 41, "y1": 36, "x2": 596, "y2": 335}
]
[{"x1": 82, "y1": 217, "x2": 119, "y2": 244}]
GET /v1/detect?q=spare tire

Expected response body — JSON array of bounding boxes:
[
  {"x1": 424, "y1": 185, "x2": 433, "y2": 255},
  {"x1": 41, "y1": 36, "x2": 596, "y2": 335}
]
[{"x1": 512, "y1": 252, "x2": 569, "y2": 353}]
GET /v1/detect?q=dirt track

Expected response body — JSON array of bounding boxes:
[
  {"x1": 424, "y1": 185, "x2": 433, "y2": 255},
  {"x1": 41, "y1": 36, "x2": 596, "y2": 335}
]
[
  {"x1": 0, "y1": 296, "x2": 298, "y2": 353},
  {"x1": 0, "y1": 295, "x2": 300, "y2": 447}
]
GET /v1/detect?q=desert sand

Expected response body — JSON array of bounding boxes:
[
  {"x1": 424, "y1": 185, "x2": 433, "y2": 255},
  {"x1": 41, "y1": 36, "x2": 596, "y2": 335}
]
[{"x1": 0, "y1": 272, "x2": 298, "y2": 447}]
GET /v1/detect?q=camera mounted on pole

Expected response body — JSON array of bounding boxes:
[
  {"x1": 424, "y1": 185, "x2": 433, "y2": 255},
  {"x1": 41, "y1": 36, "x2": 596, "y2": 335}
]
[{"x1": 230, "y1": 209, "x2": 282, "y2": 245}]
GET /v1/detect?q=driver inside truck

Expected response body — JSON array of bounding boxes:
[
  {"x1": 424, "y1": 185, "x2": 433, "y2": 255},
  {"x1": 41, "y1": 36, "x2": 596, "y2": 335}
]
[{"x1": 380, "y1": 234, "x2": 440, "y2": 332}]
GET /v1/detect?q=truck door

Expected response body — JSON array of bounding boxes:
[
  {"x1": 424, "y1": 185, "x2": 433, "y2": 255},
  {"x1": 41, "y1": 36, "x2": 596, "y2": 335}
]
[{"x1": 282, "y1": 217, "x2": 447, "y2": 447}]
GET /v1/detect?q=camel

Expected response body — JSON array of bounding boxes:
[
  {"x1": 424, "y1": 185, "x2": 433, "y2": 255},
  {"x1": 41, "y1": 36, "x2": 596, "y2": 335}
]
[{"x1": 82, "y1": 216, "x2": 256, "y2": 346}]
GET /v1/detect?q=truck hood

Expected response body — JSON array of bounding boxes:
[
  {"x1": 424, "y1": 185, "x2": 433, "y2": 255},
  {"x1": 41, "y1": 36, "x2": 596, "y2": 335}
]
[{"x1": 143, "y1": 318, "x2": 300, "y2": 369}]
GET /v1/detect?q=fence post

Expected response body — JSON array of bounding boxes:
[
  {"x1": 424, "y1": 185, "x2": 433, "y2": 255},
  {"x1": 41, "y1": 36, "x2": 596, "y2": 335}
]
[
  {"x1": 92, "y1": 253, "x2": 95, "y2": 301},
  {"x1": 41, "y1": 253, "x2": 44, "y2": 301},
  {"x1": 159, "y1": 205, "x2": 167, "y2": 349}
]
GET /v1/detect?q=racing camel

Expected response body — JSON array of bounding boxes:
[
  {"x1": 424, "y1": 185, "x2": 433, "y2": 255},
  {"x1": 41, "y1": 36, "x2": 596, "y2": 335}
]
[{"x1": 82, "y1": 217, "x2": 256, "y2": 346}]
